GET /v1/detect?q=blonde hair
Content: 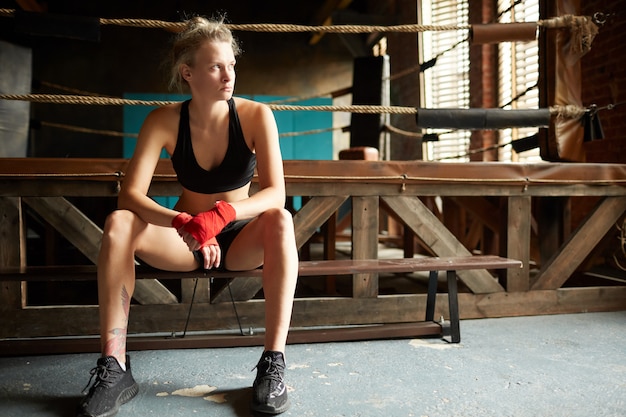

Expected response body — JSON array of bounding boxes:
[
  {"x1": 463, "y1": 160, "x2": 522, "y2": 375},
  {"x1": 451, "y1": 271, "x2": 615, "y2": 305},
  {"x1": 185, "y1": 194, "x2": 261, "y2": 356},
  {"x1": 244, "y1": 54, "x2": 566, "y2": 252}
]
[{"x1": 168, "y1": 16, "x2": 241, "y2": 92}]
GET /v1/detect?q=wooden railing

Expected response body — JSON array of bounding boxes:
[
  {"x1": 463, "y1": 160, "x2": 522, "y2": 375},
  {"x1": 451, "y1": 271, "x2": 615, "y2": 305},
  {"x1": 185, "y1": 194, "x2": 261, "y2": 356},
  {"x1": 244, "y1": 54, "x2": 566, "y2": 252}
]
[{"x1": 1, "y1": 158, "x2": 626, "y2": 344}]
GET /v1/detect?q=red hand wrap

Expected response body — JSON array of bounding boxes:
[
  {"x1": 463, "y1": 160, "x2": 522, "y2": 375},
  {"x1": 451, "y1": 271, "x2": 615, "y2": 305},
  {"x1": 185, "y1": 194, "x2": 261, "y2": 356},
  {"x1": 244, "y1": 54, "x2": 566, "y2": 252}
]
[
  {"x1": 172, "y1": 212, "x2": 193, "y2": 231},
  {"x1": 183, "y1": 201, "x2": 236, "y2": 247}
]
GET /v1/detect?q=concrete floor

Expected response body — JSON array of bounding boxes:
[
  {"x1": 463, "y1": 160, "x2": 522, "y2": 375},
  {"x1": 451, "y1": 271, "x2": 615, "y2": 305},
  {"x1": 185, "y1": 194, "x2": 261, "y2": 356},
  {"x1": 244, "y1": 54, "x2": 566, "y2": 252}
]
[{"x1": 1, "y1": 311, "x2": 625, "y2": 417}]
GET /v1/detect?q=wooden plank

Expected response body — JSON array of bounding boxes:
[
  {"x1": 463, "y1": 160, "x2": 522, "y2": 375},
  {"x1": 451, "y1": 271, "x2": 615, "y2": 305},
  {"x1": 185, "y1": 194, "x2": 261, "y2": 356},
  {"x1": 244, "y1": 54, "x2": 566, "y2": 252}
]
[
  {"x1": 463, "y1": 286, "x2": 626, "y2": 318},
  {"x1": 506, "y1": 196, "x2": 531, "y2": 291},
  {"x1": 532, "y1": 196, "x2": 626, "y2": 291},
  {"x1": 293, "y1": 195, "x2": 348, "y2": 248},
  {"x1": 0, "y1": 179, "x2": 122, "y2": 197},
  {"x1": 4, "y1": 177, "x2": 626, "y2": 199},
  {"x1": 0, "y1": 294, "x2": 454, "y2": 338},
  {"x1": 4, "y1": 159, "x2": 626, "y2": 198},
  {"x1": 0, "y1": 197, "x2": 25, "y2": 310},
  {"x1": 382, "y1": 195, "x2": 504, "y2": 294},
  {"x1": 3, "y1": 158, "x2": 626, "y2": 186},
  {"x1": 23, "y1": 196, "x2": 178, "y2": 305},
  {"x1": 2, "y1": 286, "x2": 624, "y2": 341},
  {"x1": 352, "y1": 196, "x2": 379, "y2": 298},
  {"x1": 0, "y1": 322, "x2": 445, "y2": 356},
  {"x1": 23, "y1": 197, "x2": 103, "y2": 263},
  {"x1": 0, "y1": 256, "x2": 522, "y2": 281},
  {"x1": 0, "y1": 158, "x2": 171, "y2": 180}
]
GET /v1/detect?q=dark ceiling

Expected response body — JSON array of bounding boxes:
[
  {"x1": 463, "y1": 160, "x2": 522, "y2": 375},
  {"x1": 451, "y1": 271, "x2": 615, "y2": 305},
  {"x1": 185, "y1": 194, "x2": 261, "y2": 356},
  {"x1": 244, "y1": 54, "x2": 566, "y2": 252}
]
[
  {"x1": 0, "y1": 0, "x2": 369, "y2": 26},
  {"x1": 0, "y1": 0, "x2": 374, "y2": 54}
]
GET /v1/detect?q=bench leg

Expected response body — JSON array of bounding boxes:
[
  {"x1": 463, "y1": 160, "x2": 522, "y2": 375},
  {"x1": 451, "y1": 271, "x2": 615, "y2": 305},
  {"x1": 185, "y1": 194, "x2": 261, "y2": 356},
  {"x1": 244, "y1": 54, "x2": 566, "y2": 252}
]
[
  {"x1": 425, "y1": 270, "x2": 438, "y2": 322},
  {"x1": 446, "y1": 270, "x2": 461, "y2": 343}
]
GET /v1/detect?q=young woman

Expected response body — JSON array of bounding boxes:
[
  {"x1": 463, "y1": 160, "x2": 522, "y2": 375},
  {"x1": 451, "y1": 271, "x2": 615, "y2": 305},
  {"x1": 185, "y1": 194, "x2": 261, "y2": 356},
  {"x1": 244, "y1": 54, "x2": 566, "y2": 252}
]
[{"x1": 78, "y1": 16, "x2": 298, "y2": 416}]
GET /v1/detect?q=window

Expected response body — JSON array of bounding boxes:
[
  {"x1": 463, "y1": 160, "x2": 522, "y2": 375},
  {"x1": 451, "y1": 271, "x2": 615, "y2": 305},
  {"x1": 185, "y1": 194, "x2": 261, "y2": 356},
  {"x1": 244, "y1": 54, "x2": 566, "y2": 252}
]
[
  {"x1": 497, "y1": 0, "x2": 540, "y2": 162},
  {"x1": 419, "y1": 0, "x2": 540, "y2": 162},
  {"x1": 420, "y1": 0, "x2": 470, "y2": 162}
]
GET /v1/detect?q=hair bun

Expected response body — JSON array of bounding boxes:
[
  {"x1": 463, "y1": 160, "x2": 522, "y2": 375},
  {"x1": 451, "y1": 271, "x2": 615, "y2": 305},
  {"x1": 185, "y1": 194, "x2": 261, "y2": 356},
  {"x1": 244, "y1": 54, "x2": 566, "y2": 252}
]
[{"x1": 188, "y1": 16, "x2": 210, "y2": 30}]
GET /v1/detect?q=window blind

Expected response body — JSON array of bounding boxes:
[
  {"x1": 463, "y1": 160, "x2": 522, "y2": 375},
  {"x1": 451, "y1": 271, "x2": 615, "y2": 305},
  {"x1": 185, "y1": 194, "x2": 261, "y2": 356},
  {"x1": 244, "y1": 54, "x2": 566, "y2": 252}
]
[
  {"x1": 420, "y1": 0, "x2": 470, "y2": 162},
  {"x1": 497, "y1": 0, "x2": 540, "y2": 162},
  {"x1": 420, "y1": 0, "x2": 540, "y2": 162}
]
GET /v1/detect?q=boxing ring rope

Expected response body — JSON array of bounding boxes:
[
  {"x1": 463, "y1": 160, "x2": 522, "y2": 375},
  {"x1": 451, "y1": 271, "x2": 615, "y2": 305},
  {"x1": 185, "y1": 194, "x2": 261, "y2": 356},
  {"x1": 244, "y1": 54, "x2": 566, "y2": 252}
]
[
  {"x1": 0, "y1": 8, "x2": 603, "y2": 120},
  {"x1": 0, "y1": 8, "x2": 600, "y2": 52},
  {"x1": 0, "y1": 93, "x2": 587, "y2": 119},
  {"x1": 0, "y1": 7, "x2": 612, "y2": 159},
  {"x1": 0, "y1": 8, "x2": 599, "y2": 33}
]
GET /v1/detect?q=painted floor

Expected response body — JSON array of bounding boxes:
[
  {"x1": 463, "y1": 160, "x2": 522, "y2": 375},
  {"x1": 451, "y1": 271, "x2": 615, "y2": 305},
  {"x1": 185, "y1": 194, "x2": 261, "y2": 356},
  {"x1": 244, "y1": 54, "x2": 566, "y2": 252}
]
[{"x1": 1, "y1": 311, "x2": 625, "y2": 417}]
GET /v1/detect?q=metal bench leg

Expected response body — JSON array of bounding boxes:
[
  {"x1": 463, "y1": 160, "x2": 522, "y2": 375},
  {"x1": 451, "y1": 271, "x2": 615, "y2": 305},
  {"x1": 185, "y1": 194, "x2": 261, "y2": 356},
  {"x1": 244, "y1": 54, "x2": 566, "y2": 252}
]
[
  {"x1": 425, "y1": 270, "x2": 438, "y2": 322},
  {"x1": 446, "y1": 270, "x2": 461, "y2": 343}
]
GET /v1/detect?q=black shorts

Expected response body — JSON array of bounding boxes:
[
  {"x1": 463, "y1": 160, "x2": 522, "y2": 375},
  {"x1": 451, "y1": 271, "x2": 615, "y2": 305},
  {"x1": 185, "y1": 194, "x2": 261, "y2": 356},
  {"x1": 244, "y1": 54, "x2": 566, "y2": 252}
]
[{"x1": 193, "y1": 219, "x2": 252, "y2": 271}]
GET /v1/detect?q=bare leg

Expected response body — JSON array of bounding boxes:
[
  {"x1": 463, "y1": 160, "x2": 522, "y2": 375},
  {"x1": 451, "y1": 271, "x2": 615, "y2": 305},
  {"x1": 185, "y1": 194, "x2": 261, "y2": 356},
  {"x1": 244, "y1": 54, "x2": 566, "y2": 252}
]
[
  {"x1": 225, "y1": 208, "x2": 298, "y2": 353},
  {"x1": 97, "y1": 211, "x2": 138, "y2": 365},
  {"x1": 97, "y1": 210, "x2": 197, "y2": 365},
  {"x1": 260, "y1": 209, "x2": 298, "y2": 353}
]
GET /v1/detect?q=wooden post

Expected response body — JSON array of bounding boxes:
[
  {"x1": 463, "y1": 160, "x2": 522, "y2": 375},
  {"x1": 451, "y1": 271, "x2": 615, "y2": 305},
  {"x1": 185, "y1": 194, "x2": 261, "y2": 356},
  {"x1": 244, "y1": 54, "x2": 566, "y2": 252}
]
[
  {"x1": 352, "y1": 196, "x2": 379, "y2": 298},
  {"x1": 506, "y1": 196, "x2": 531, "y2": 291},
  {"x1": 0, "y1": 197, "x2": 25, "y2": 309}
]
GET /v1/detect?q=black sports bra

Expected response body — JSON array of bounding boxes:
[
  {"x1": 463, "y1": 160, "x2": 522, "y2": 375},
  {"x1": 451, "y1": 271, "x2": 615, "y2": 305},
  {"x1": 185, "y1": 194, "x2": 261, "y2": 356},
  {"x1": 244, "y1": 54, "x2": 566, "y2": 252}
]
[{"x1": 171, "y1": 98, "x2": 256, "y2": 194}]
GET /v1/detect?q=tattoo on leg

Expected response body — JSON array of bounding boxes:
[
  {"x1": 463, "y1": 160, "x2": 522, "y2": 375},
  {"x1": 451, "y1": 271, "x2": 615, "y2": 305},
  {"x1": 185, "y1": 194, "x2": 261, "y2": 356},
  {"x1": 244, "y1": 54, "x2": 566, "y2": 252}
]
[
  {"x1": 105, "y1": 328, "x2": 127, "y2": 359},
  {"x1": 104, "y1": 285, "x2": 130, "y2": 359},
  {"x1": 121, "y1": 285, "x2": 130, "y2": 318}
]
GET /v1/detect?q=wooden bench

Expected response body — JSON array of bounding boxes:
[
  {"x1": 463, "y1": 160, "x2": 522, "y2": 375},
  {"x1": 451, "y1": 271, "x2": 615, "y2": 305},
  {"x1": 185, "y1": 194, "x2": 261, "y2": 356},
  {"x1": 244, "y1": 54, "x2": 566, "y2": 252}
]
[{"x1": 0, "y1": 255, "x2": 521, "y2": 354}]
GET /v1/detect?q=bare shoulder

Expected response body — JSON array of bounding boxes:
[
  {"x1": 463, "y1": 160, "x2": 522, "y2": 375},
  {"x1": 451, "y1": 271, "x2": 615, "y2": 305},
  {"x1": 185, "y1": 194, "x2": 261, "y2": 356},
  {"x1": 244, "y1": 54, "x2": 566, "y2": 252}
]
[
  {"x1": 232, "y1": 96, "x2": 273, "y2": 121},
  {"x1": 134, "y1": 101, "x2": 185, "y2": 155},
  {"x1": 139, "y1": 102, "x2": 183, "y2": 143},
  {"x1": 143, "y1": 101, "x2": 183, "y2": 129},
  {"x1": 232, "y1": 97, "x2": 277, "y2": 150}
]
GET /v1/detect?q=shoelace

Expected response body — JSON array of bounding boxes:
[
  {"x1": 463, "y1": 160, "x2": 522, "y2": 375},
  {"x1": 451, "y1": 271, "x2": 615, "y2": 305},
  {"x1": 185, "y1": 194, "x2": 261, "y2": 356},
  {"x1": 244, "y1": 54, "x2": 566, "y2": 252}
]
[
  {"x1": 81, "y1": 363, "x2": 116, "y2": 394},
  {"x1": 255, "y1": 356, "x2": 285, "y2": 384}
]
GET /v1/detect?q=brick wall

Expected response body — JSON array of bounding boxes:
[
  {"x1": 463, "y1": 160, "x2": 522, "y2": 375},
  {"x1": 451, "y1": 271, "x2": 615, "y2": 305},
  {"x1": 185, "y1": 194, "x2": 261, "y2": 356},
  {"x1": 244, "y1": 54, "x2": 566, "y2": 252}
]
[
  {"x1": 581, "y1": 1, "x2": 626, "y2": 162},
  {"x1": 468, "y1": 0, "x2": 498, "y2": 161}
]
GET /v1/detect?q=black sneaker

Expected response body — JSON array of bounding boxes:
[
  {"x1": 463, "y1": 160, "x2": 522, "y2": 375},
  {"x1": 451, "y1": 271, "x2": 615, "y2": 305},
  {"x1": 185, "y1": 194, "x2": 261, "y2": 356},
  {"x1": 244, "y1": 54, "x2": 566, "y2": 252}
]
[
  {"x1": 77, "y1": 355, "x2": 139, "y2": 417},
  {"x1": 251, "y1": 351, "x2": 290, "y2": 414}
]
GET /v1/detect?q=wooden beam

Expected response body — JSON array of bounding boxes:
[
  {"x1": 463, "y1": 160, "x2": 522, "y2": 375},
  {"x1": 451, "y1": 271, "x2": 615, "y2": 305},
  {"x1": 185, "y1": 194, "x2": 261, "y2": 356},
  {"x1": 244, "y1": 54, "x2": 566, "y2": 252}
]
[
  {"x1": 2, "y1": 286, "x2": 624, "y2": 342},
  {"x1": 0, "y1": 322, "x2": 445, "y2": 356},
  {"x1": 0, "y1": 197, "x2": 25, "y2": 310},
  {"x1": 382, "y1": 195, "x2": 504, "y2": 293},
  {"x1": 294, "y1": 195, "x2": 348, "y2": 248},
  {"x1": 532, "y1": 196, "x2": 626, "y2": 290},
  {"x1": 22, "y1": 196, "x2": 178, "y2": 305},
  {"x1": 1, "y1": 256, "x2": 521, "y2": 282},
  {"x1": 352, "y1": 196, "x2": 379, "y2": 297},
  {"x1": 506, "y1": 196, "x2": 531, "y2": 291},
  {"x1": 23, "y1": 197, "x2": 103, "y2": 263}
]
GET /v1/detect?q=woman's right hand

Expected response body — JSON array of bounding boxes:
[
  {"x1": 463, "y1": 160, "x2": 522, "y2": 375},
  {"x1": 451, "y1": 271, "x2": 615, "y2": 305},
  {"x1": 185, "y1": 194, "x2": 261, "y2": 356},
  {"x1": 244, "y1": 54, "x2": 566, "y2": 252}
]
[{"x1": 198, "y1": 241, "x2": 222, "y2": 270}]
